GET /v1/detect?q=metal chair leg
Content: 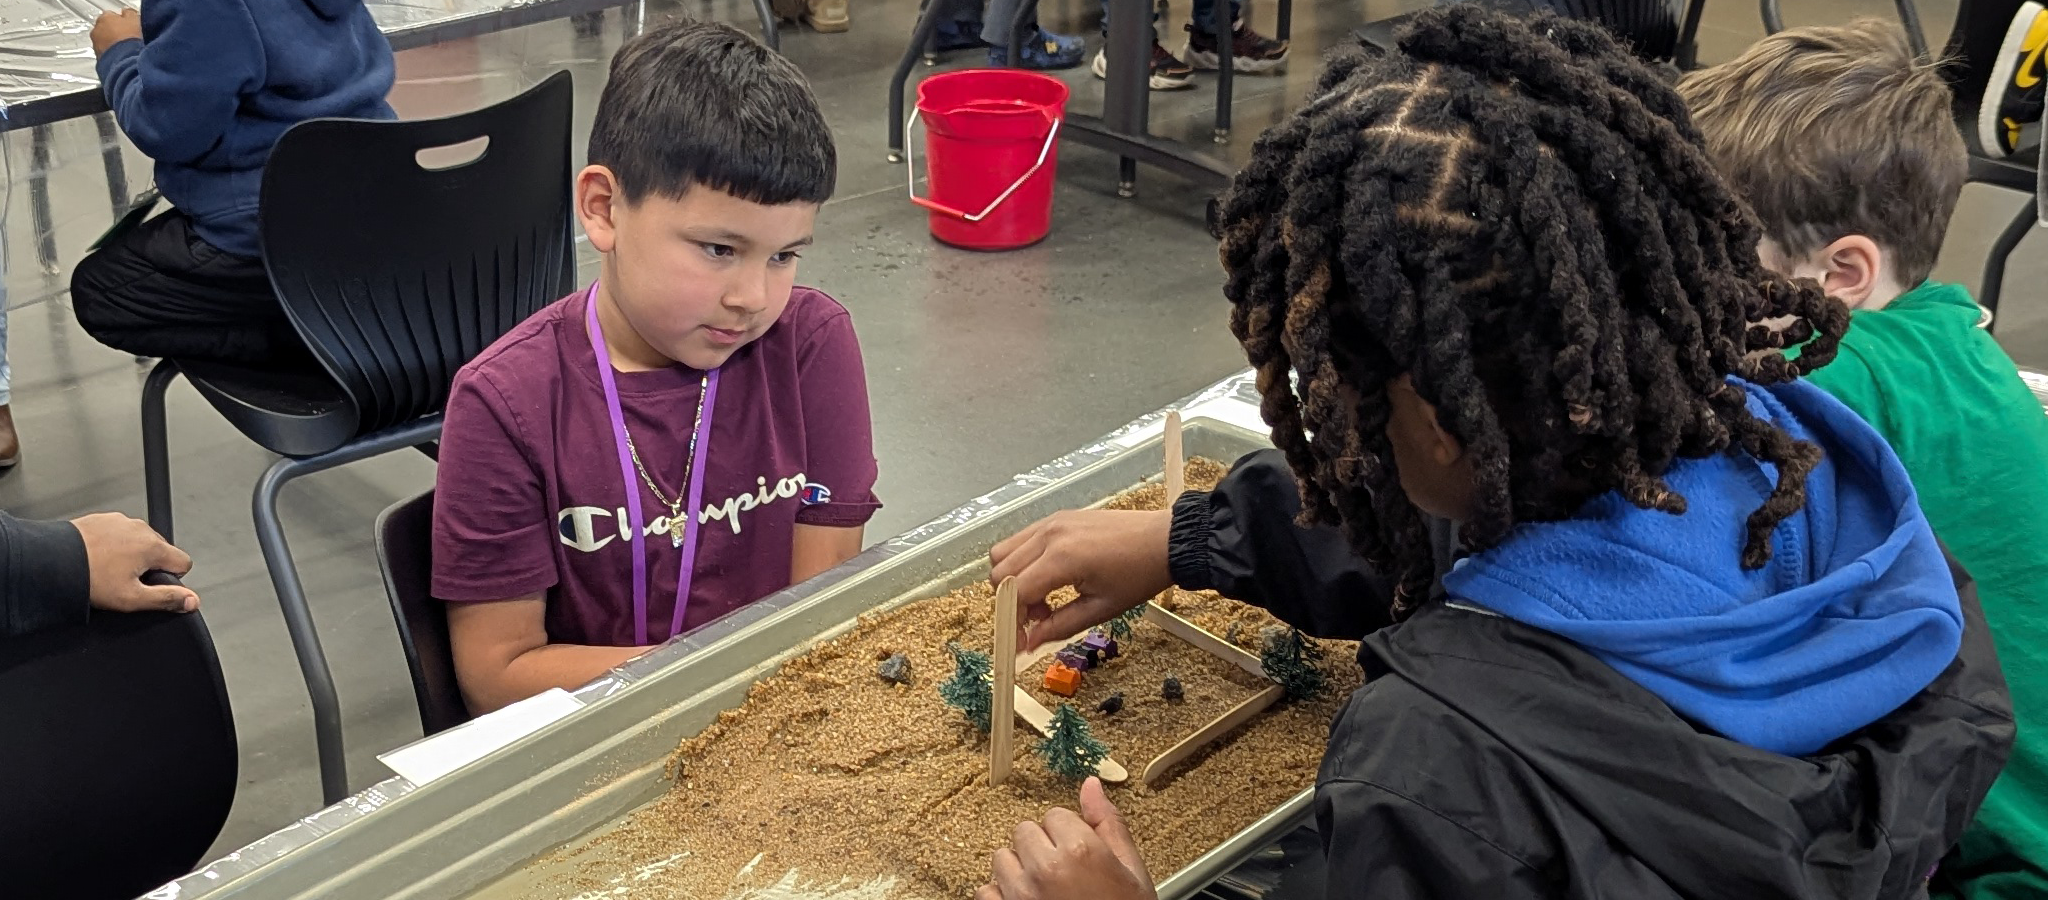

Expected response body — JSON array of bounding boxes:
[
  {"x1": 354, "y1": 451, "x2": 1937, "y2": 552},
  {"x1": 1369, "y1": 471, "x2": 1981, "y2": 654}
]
[
  {"x1": 241, "y1": 417, "x2": 446, "y2": 805},
  {"x1": 1006, "y1": 0, "x2": 1037, "y2": 69},
  {"x1": 1978, "y1": 201, "x2": 2038, "y2": 333},
  {"x1": 1675, "y1": 0, "x2": 1708, "y2": 69},
  {"x1": 753, "y1": 0, "x2": 779, "y2": 50},
  {"x1": 142, "y1": 361, "x2": 180, "y2": 542},
  {"x1": 1893, "y1": 0, "x2": 1929, "y2": 59},
  {"x1": 889, "y1": 0, "x2": 955, "y2": 162},
  {"x1": 254, "y1": 457, "x2": 349, "y2": 805},
  {"x1": 1760, "y1": 0, "x2": 1783, "y2": 33}
]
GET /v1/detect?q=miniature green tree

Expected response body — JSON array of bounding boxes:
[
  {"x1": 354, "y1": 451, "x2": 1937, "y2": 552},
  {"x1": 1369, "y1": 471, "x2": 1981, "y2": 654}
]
[
  {"x1": 1107, "y1": 603, "x2": 1147, "y2": 641},
  {"x1": 937, "y1": 644, "x2": 994, "y2": 733},
  {"x1": 1035, "y1": 703, "x2": 1109, "y2": 782},
  {"x1": 1261, "y1": 628, "x2": 1327, "y2": 701}
]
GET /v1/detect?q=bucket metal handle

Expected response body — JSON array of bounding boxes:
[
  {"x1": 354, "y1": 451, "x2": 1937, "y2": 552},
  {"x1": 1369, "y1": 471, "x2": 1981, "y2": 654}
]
[{"x1": 904, "y1": 107, "x2": 1063, "y2": 223}]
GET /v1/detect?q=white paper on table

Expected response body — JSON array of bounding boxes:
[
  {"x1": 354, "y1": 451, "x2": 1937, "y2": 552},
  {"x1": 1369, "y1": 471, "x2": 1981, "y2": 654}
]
[{"x1": 377, "y1": 688, "x2": 585, "y2": 786}]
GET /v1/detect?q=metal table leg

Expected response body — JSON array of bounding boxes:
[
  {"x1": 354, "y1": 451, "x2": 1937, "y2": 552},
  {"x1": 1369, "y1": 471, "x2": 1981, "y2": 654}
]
[
  {"x1": 1211, "y1": 0, "x2": 1233, "y2": 143},
  {"x1": 29, "y1": 125, "x2": 55, "y2": 278},
  {"x1": 96, "y1": 113, "x2": 128, "y2": 218}
]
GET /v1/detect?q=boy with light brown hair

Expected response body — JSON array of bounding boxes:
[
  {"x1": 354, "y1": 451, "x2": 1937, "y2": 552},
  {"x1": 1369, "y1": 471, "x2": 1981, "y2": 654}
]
[{"x1": 1680, "y1": 21, "x2": 2048, "y2": 898}]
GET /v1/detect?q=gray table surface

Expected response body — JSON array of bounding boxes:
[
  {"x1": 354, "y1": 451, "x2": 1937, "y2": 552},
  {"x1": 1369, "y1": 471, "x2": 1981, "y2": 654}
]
[{"x1": 0, "y1": 0, "x2": 627, "y2": 130}]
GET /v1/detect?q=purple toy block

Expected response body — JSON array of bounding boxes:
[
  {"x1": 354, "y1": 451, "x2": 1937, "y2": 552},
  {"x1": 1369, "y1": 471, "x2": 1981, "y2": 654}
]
[
  {"x1": 1056, "y1": 649, "x2": 1091, "y2": 671},
  {"x1": 1083, "y1": 632, "x2": 1120, "y2": 660}
]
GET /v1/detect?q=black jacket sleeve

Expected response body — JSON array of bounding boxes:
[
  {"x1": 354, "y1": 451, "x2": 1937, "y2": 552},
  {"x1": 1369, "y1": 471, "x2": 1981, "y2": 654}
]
[
  {"x1": 1166, "y1": 449, "x2": 1457, "y2": 640},
  {"x1": 0, "y1": 512, "x2": 91, "y2": 638}
]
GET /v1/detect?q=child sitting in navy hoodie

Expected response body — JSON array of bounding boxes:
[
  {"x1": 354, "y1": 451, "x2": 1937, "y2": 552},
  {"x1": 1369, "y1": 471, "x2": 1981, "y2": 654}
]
[
  {"x1": 73, "y1": 0, "x2": 394, "y2": 368},
  {"x1": 976, "y1": 9, "x2": 2012, "y2": 899}
]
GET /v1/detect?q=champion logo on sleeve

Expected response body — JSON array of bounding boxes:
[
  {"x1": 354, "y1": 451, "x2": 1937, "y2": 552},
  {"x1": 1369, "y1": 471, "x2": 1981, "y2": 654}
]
[{"x1": 801, "y1": 483, "x2": 833, "y2": 505}]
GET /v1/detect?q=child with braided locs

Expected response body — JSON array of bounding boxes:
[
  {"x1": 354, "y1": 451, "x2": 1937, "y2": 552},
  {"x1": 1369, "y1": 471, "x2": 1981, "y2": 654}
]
[{"x1": 975, "y1": 8, "x2": 2010, "y2": 900}]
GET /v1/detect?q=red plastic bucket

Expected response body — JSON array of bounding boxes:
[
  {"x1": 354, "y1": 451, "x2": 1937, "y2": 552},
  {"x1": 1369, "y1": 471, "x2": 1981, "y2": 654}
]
[{"x1": 910, "y1": 69, "x2": 1069, "y2": 250}]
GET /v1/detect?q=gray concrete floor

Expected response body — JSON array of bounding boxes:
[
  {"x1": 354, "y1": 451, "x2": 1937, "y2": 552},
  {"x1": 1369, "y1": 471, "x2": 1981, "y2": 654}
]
[{"x1": 0, "y1": 0, "x2": 2038, "y2": 865}]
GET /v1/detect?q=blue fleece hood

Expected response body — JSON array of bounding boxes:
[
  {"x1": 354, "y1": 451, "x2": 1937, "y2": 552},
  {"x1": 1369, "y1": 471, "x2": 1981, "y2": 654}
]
[{"x1": 1442, "y1": 379, "x2": 1962, "y2": 756}]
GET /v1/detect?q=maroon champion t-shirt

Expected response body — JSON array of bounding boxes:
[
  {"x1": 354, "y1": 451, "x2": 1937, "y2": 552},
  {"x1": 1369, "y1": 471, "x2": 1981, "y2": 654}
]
[{"x1": 431, "y1": 286, "x2": 881, "y2": 646}]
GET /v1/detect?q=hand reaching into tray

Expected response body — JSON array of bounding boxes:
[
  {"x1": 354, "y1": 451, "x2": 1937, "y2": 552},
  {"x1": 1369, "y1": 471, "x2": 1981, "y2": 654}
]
[
  {"x1": 991, "y1": 509, "x2": 1172, "y2": 651},
  {"x1": 978, "y1": 777, "x2": 1158, "y2": 900}
]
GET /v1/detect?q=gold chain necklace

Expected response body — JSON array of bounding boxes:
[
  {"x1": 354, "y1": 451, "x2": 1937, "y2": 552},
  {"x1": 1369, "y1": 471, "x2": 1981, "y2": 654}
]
[{"x1": 619, "y1": 371, "x2": 711, "y2": 547}]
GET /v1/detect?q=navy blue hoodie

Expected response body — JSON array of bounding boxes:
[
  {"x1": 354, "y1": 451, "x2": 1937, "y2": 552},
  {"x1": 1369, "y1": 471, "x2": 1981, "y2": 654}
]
[
  {"x1": 97, "y1": 0, "x2": 396, "y2": 258},
  {"x1": 1443, "y1": 379, "x2": 1964, "y2": 755}
]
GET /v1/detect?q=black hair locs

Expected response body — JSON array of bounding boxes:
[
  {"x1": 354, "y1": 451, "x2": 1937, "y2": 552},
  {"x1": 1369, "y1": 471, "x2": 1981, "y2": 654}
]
[
  {"x1": 588, "y1": 19, "x2": 836, "y2": 206},
  {"x1": 1213, "y1": 5, "x2": 1849, "y2": 617}
]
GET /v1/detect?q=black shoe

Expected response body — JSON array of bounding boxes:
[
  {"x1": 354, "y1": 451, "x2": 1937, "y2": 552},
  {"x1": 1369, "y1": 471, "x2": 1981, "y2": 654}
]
[
  {"x1": 1979, "y1": 0, "x2": 2046, "y2": 157},
  {"x1": 1183, "y1": 20, "x2": 1288, "y2": 73}
]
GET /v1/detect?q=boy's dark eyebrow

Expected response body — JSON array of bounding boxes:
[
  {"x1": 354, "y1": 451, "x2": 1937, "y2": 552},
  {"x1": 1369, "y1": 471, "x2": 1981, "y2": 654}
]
[{"x1": 690, "y1": 229, "x2": 814, "y2": 251}]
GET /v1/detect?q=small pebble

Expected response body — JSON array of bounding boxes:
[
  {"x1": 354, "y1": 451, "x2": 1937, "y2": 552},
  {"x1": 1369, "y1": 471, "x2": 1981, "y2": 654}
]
[
  {"x1": 876, "y1": 652, "x2": 911, "y2": 684},
  {"x1": 1225, "y1": 621, "x2": 1244, "y2": 645},
  {"x1": 1162, "y1": 676, "x2": 1185, "y2": 702},
  {"x1": 1097, "y1": 692, "x2": 1125, "y2": 715}
]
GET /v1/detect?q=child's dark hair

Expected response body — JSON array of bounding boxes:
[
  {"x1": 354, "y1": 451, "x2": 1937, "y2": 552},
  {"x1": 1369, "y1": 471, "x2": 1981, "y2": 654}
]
[
  {"x1": 588, "y1": 20, "x2": 835, "y2": 205},
  {"x1": 1214, "y1": 6, "x2": 1849, "y2": 614}
]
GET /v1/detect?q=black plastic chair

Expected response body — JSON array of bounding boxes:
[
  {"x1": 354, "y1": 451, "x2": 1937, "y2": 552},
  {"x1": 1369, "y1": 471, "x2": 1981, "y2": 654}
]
[
  {"x1": 139, "y1": 71, "x2": 576, "y2": 804},
  {"x1": 0, "y1": 606, "x2": 236, "y2": 900},
  {"x1": 376, "y1": 489, "x2": 470, "y2": 737}
]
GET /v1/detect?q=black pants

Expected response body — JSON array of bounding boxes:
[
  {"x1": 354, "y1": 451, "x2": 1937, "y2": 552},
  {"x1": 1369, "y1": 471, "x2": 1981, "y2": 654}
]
[{"x1": 70, "y1": 209, "x2": 311, "y2": 368}]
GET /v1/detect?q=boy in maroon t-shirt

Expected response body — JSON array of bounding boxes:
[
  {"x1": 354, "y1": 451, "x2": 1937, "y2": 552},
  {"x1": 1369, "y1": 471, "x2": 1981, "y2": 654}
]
[{"x1": 431, "y1": 20, "x2": 880, "y2": 714}]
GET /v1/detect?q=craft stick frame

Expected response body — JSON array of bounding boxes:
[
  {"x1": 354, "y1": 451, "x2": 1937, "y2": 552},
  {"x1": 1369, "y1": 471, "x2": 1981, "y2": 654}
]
[{"x1": 991, "y1": 577, "x2": 1019, "y2": 785}]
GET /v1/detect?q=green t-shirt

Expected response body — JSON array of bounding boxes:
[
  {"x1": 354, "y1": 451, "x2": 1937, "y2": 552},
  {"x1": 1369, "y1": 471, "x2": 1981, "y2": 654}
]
[{"x1": 1804, "y1": 281, "x2": 2048, "y2": 899}]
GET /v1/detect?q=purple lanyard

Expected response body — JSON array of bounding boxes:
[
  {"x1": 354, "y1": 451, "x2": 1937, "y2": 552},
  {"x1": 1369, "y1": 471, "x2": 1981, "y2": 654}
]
[{"x1": 585, "y1": 284, "x2": 722, "y2": 645}]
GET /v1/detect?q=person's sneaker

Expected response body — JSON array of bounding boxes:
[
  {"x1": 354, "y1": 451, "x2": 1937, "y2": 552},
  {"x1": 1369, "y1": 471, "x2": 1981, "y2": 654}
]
[
  {"x1": 1091, "y1": 43, "x2": 1195, "y2": 90},
  {"x1": 1979, "y1": 0, "x2": 2046, "y2": 157},
  {"x1": 987, "y1": 27, "x2": 1085, "y2": 70},
  {"x1": 1184, "y1": 21, "x2": 1288, "y2": 73}
]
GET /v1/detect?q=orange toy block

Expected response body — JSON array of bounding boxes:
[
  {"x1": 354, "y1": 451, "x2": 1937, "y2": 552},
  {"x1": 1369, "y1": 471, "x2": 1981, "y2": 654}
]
[{"x1": 1043, "y1": 662, "x2": 1082, "y2": 697}]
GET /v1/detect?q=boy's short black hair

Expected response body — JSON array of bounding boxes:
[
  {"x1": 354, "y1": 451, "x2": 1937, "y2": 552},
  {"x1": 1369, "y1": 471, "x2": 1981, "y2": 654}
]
[{"x1": 589, "y1": 20, "x2": 836, "y2": 205}]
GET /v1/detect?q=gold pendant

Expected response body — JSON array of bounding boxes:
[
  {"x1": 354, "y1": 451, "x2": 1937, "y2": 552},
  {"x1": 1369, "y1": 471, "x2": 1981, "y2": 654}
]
[{"x1": 670, "y1": 517, "x2": 686, "y2": 548}]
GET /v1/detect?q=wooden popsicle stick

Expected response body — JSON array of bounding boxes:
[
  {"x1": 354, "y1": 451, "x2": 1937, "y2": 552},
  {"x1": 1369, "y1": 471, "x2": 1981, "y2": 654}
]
[
  {"x1": 1012, "y1": 686, "x2": 1128, "y2": 783},
  {"x1": 991, "y1": 577, "x2": 1020, "y2": 786},
  {"x1": 1164, "y1": 410, "x2": 1185, "y2": 504},
  {"x1": 1144, "y1": 604, "x2": 1266, "y2": 679},
  {"x1": 1142, "y1": 683, "x2": 1284, "y2": 785}
]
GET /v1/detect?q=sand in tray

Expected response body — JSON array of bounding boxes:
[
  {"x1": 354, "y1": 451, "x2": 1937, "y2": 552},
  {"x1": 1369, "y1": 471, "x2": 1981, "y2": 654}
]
[{"x1": 538, "y1": 459, "x2": 1362, "y2": 900}]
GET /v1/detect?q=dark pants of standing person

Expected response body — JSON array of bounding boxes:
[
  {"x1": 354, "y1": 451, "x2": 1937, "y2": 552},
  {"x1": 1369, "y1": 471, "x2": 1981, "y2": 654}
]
[{"x1": 70, "y1": 209, "x2": 314, "y2": 368}]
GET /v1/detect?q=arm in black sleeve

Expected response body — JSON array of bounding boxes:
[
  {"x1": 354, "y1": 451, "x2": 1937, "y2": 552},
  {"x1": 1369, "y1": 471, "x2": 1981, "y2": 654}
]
[
  {"x1": 0, "y1": 512, "x2": 91, "y2": 638},
  {"x1": 1166, "y1": 449, "x2": 1456, "y2": 640}
]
